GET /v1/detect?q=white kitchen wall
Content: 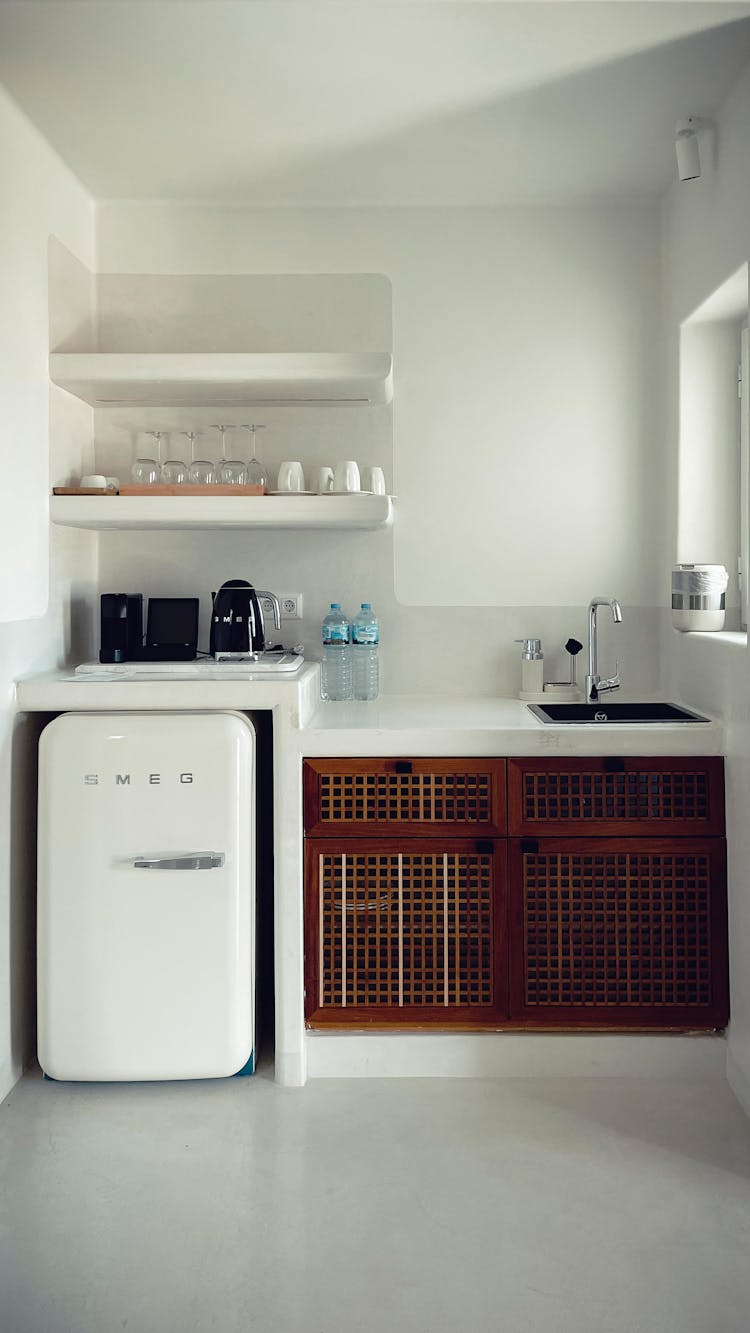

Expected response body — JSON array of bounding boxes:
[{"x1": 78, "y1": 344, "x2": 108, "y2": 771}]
[
  {"x1": 0, "y1": 86, "x2": 96, "y2": 1102},
  {"x1": 661, "y1": 61, "x2": 750, "y2": 1116},
  {"x1": 95, "y1": 202, "x2": 664, "y2": 698}
]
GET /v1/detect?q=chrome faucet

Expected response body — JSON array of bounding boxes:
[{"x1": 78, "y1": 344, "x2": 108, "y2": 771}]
[{"x1": 586, "y1": 597, "x2": 623, "y2": 701}]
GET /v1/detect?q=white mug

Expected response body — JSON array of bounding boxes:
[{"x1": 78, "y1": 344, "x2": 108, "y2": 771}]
[
  {"x1": 276, "y1": 460, "x2": 306, "y2": 492},
  {"x1": 80, "y1": 474, "x2": 108, "y2": 489},
  {"x1": 333, "y1": 460, "x2": 360, "y2": 493},
  {"x1": 314, "y1": 466, "x2": 334, "y2": 494},
  {"x1": 361, "y1": 466, "x2": 386, "y2": 496}
]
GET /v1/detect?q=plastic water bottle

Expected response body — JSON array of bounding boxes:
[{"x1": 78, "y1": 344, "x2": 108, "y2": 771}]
[
  {"x1": 352, "y1": 603, "x2": 380, "y2": 701},
  {"x1": 320, "y1": 604, "x2": 352, "y2": 701}
]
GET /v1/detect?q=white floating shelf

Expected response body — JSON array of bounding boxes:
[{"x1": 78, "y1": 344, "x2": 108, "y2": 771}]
[
  {"x1": 49, "y1": 351, "x2": 393, "y2": 406},
  {"x1": 50, "y1": 494, "x2": 394, "y2": 532}
]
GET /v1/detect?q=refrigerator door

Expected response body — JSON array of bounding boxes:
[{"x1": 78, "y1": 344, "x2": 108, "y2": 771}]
[{"x1": 37, "y1": 711, "x2": 255, "y2": 1081}]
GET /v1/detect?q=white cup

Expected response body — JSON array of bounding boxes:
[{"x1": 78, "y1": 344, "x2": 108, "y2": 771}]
[
  {"x1": 361, "y1": 466, "x2": 386, "y2": 495},
  {"x1": 276, "y1": 461, "x2": 306, "y2": 492},
  {"x1": 80, "y1": 474, "x2": 108, "y2": 489},
  {"x1": 333, "y1": 460, "x2": 360, "y2": 493},
  {"x1": 314, "y1": 466, "x2": 334, "y2": 494}
]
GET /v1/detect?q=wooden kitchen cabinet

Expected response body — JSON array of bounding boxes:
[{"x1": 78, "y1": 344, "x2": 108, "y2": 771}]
[
  {"x1": 507, "y1": 836, "x2": 729, "y2": 1028},
  {"x1": 304, "y1": 837, "x2": 508, "y2": 1025},
  {"x1": 507, "y1": 757, "x2": 725, "y2": 838},
  {"x1": 304, "y1": 757, "x2": 507, "y2": 838},
  {"x1": 303, "y1": 758, "x2": 507, "y2": 1026},
  {"x1": 303, "y1": 755, "x2": 728, "y2": 1033},
  {"x1": 506, "y1": 757, "x2": 728, "y2": 1030}
]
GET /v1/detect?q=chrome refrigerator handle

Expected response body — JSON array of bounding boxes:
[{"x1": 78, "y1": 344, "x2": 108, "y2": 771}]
[{"x1": 131, "y1": 852, "x2": 226, "y2": 871}]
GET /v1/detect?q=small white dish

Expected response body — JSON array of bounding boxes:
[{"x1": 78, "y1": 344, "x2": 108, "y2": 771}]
[{"x1": 267, "y1": 489, "x2": 316, "y2": 496}]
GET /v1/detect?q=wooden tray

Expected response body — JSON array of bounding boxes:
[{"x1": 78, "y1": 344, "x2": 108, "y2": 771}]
[
  {"x1": 119, "y1": 484, "x2": 266, "y2": 496},
  {"x1": 53, "y1": 487, "x2": 116, "y2": 496}
]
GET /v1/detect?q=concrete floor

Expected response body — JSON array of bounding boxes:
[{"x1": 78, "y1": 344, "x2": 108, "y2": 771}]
[{"x1": 1, "y1": 1067, "x2": 750, "y2": 1333}]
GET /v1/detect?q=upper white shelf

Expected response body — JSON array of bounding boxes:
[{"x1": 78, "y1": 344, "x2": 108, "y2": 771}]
[
  {"x1": 50, "y1": 494, "x2": 393, "y2": 532},
  {"x1": 48, "y1": 351, "x2": 393, "y2": 406}
]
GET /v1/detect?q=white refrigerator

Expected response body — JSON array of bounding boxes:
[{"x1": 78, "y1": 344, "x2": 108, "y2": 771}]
[{"x1": 37, "y1": 711, "x2": 256, "y2": 1081}]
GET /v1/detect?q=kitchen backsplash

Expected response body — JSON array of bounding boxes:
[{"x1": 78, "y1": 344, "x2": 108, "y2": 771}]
[{"x1": 96, "y1": 526, "x2": 663, "y2": 697}]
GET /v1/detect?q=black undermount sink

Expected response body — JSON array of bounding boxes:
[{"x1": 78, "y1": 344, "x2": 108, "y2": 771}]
[{"x1": 528, "y1": 701, "x2": 711, "y2": 724}]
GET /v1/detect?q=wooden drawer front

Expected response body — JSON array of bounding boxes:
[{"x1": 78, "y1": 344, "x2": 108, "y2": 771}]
[
  {"x1": 509, "y1": 838, "x2": 728, "y2": 1027},
  {"x1": 305, "y1": 839, "x2": 507, "y2": 1023},
  {"x1": 508, "y1": 758, "x2": 725, "y2": 837},
  {"x1": 304, "y1": 759, "x2": 506, "y2": 836}
]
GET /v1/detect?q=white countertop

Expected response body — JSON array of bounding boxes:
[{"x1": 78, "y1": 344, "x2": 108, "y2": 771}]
[
  {"x1": 297, "y1": 695, "x2": 723, "y2": 755},
  {"x1": 15, "y1": 664, "x2": 321, "y2": 722},
  {"x1": 15, "y1": 669, "x2": 724, "y2": 755}
]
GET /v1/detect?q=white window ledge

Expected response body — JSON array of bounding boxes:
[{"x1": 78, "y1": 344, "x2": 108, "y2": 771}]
[{"x1": 673, "y1": 628, "x2": 747, "y2": 648}]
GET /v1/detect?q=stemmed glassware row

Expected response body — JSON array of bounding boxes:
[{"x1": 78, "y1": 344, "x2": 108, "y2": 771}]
[{"x1": 131, "y1": 424, "x2": 268, "y2": 487}]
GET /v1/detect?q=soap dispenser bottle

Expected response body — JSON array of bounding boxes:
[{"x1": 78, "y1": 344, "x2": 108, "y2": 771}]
[{"x1": 515, "y1": 638, "x2": 544, "y2": 698}]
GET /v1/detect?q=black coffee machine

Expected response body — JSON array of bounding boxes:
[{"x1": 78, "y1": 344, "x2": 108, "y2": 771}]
[
  {"x1": 99, "y1": 594, "x2": 200, "y2": 663},
  {"x1": 210, "y1": 580, "x2": 282, "y2": 659}
]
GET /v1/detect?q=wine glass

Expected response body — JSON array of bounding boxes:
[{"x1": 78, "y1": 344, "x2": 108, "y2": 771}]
[
  {"x1": 212, "y1": 423, "x2": 246, "y2": 486},
  {"x1": 240, "y1": 424, "x2": 268, "y2": 489},
  {"x1": 161, "y1": 432, "x2": 188, "y2": 485},
  {"x1": 184, "y1": 431, "x2": 216, "y2": 485},
  {"x1": 131, "y1": 430, "x2": 161, "y2": 485}
]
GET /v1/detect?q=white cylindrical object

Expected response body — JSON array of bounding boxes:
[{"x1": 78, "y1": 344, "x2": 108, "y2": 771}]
[
  {"x1": 361, "y1": 466, "x2": 386, "y2": 495},
  {"x1": 676, "y1": 130, "x2": 701, "y2": 182},
  {"x1": 333, "y1": 460, "x2": 360, "y2": 493},
  {"x1": 672, "y1": 564, "x2": 727, "y2": 631},
  {"x1": 276, "y1": 460, "x2": 305, "y2": 491},
  {"x1": 314, "y1": 466, "x2": 334, "y2": 494}
]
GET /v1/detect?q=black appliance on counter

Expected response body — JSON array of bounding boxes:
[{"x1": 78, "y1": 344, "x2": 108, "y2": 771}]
[
  {"x1": 210, "y1": 580, "x2": 282, "y2": 660},
  {"x1": 145, "y1": 598, "x2": 200, "y2": 660},
  {"x1": 99, "y1": 594, "x2": 199, "y2": 663},
  {"x1": 99, "y1": 593, "x2": 144, "y2": 663}
]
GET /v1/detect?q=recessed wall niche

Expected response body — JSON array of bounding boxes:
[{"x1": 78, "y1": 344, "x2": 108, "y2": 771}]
[
  {"x1": 678, "y1": 263, "x2": 748, "y2": 626},
  {"x1": 79, "y1": 272, "x2": 394, "y2": 491}
]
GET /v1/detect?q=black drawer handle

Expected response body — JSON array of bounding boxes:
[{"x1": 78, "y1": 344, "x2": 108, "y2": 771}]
[
  {"x1": 520, "y1": 838, "x2": 539, "y2": 854},
  {"x1": 603, "y1": 757, "x2": 625, "y2": 773},
  {"x1": 394, "y1": 760, "x2": 413, "y2": 774},
  {"x1": 475, "y1": 840, "x2": 494, "y2": 855}
]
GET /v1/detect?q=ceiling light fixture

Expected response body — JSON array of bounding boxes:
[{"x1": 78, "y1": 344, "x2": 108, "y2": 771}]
[{"x1": 675, "y1": 117, "x2": 703, "y2": 182}]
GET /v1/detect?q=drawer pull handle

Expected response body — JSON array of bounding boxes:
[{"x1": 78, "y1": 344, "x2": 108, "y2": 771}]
[
  {"x1": 603, "y1": 757, "x2": 625, "y2": 773},
  {"x1": 394, "y1": 760, "x2": 413, "y2": 774}
]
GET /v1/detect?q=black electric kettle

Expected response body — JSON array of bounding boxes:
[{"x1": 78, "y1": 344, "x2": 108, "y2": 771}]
[{"x1": 210, "y1": 580, "x2": 281, "y2": 659}]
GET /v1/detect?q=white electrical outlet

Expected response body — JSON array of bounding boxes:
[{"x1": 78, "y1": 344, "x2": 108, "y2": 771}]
[{"x1": 261, "y1": 593, "x2": 303, "y2": 620}]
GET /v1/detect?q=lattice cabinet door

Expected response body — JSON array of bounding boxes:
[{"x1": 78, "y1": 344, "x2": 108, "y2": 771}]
[
  {"x1": 305, "y1": 839, "x2": 508, "y2": 1025},
  {"x1": 508, "y1": 837, "x2": 728, "y2": 1029},
  {"x1": 304, "y1": 759, "x2": 507, "y2": 837},
  {"x1": 508, "y1": 758, "x2": 725, "y2": 838}
]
